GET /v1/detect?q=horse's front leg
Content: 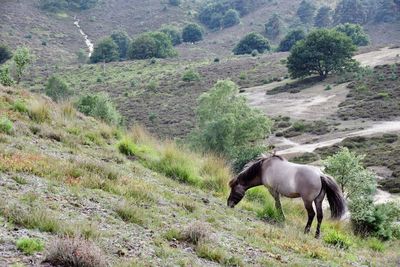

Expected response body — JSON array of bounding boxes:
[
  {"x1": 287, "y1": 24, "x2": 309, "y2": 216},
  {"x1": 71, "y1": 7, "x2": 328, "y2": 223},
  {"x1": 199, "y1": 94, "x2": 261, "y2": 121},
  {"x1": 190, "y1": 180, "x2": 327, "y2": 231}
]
[
  {"x1": 303, "y1": 200, "x2": 315, "y2": 234},
  {"x1": 268, "y1": 189, "x2": 285, "y2": 221}
]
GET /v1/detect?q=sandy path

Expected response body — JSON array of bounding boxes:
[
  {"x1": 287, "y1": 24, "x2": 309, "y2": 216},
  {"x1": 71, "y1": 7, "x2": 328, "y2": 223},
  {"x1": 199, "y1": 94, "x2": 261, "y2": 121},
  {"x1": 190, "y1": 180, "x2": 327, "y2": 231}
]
[{"x1": 354, "y1": 47, "x2": 400, "y2": 67}]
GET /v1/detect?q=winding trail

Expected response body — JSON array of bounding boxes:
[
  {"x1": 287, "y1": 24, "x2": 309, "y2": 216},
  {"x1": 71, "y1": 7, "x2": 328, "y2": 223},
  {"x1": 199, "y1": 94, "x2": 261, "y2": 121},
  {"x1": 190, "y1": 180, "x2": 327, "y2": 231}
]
[{"x1": 73, "y1": 16, "x2": 94, "y2": 57}]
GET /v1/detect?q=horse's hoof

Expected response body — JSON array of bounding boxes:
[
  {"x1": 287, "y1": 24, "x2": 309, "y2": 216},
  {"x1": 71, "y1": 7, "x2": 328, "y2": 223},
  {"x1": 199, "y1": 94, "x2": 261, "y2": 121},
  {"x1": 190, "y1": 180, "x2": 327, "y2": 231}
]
[{"x1": 315, "y1": 234, "x2": 320, "y2": 239}]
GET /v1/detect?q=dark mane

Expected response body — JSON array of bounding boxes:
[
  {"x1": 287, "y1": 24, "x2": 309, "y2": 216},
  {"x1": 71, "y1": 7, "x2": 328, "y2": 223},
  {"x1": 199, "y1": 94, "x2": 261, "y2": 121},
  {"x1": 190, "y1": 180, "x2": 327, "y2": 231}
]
[{"x1": 228, "y1": 154, "x2": 286, "y2": 187}]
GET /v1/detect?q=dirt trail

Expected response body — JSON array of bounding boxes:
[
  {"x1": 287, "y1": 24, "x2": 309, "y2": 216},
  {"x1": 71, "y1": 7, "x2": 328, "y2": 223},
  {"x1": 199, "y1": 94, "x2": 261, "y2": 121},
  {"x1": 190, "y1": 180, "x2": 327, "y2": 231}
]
[{"x1": 354, "y1": 47, "x2": 400, "y2": 67}]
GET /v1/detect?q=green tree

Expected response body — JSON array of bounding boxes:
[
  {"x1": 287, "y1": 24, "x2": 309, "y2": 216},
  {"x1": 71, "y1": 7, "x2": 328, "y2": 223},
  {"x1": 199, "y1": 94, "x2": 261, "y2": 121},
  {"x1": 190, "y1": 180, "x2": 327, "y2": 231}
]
[
  {"x1": 277, "y1": 29, "x2": 306, "y2": 52},
  {"x1": 334, "y1": 23, "x2": 370, "y2": 46},
  {"x1": 265, "y1": 14, "x2": 284, "y2": 39},
  {"x1": 110, "y1": 30, "x2": 131, "y2": 59},
  {"x1": 233, "y1": 32, "x2": 270, "y2": 55},
  {"x1": 190, "y1": 80, "x2": 272, "y2": 169},
  {"x1": 0, "y1": 44, "x2": 12, "y2": 64},
  {"x1": 128, "y1": 31, "x2": 176, "y2": 59},
  {"x1": 223, "y1": 9, "x2": 240, "y2": 28},
  {"x1": 314, "y1": 6, "x2": 333, "y2": 28},
  {"x1": 182, "y1": 24, "x2": 203, "y2": 43},
  {"x1": 12, "y1": 47, "x2": 33, "y2": 84},
  {"x1": 90, "y1": 37, "x2": 119, "y2": 63},
  {"x1": 45, "y1": 75, "x2": 73, "y2": 102},
  {"x1": 334, "y1": 0, "x2": 368, "y2": 25},
  {"x1": 75, "y1": 93, "x2": 121, "y2": 125},
  {"x1": 287, "y1": 29, "x2": 356, "y2": 79},
  {"x1": 374, "y1": 0, "x2": 398, "y2": 23},
  {"x1": 160, "y1": 25, "x2": 182, "y2": 46},
  {"x1": 297, "y1": 0, "x2": 317, "y2": 24}
]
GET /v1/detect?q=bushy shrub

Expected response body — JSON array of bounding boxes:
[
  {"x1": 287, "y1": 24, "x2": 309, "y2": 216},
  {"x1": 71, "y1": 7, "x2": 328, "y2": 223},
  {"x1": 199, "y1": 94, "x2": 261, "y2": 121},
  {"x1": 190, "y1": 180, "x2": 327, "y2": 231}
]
[
  {"x1": 12, "y1": 100, "x2": 28, "y2": 113},
  {"x1": 128, "y1": 31, "x2": 176, "y2": 59},
  {"x1": 334, "y1": 23, "x2": 370, "y2": 46},
  {"x1": 0, "y1": 116, "x2": 13, "y2": 134},
  {"x1": 182, "y1": 69, "x2": 201, "y2": 82},
  {"x1": 277, "y1": 29, "x2": 306, "y2": 52},
  {"x1": 189, "y1": 80, "x2": 272, "y2": 168},
  {"x1": 45, "y1": 75, "x2": 73, "y2": 102},
  {"x1": 323, "y1": 230, "x2": 352, "y2": 249},
  {"x1": 223, "y1": 9, "x2": 240, "y2": 28},
  {"x1": 233, "y1": 32, "x2": 270, "y2": 55},
  {"x1": 75, "y1": 93, "x2": 121, "y2": 125},
  {"x1": 0, "y1": 44, "x2": 12, "y2": 64},
  {"x1": 182, "y1": 24, "x2": 203, "y2": 43},
  {"x1": 160, "y1": 25, "x2": 182, "y2": 46},
  {"x1": 110, "y1": 30, "x2": 131, "y2": 59},
  {"x1": 0, "y1": 66, "x2": 14, "y2": 86},
  {"x1": 16, "y1": 237, "x2": 44, "y2": 255},
  {"x1": 90, "y1": 37, "x2": 119, "y2": 63},
  {"x1": 12, "y1": 46, "x2": 33, "y2": 84}
]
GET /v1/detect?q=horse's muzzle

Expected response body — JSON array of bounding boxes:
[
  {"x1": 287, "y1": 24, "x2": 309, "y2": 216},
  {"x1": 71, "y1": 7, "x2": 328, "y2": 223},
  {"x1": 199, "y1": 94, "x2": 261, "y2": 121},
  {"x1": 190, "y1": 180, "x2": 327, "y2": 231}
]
[{"x1": 227, "y1": 200, "x2": 236, "y2": 208}]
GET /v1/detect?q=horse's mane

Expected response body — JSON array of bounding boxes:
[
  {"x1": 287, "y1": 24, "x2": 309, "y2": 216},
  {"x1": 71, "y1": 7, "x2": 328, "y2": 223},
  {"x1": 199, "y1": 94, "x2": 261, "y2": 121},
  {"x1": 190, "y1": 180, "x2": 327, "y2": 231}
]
[{"x1": 229, "y1": 154, "x2": 285, "y2": 187}]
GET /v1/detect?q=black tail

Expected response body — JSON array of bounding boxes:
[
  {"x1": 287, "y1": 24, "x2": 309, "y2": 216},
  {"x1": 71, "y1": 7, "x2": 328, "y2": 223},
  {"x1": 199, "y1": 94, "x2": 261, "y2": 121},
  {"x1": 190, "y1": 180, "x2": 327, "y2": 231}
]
[{"x1": 321, "y1": 175, "x2": 346, "y2": 219}]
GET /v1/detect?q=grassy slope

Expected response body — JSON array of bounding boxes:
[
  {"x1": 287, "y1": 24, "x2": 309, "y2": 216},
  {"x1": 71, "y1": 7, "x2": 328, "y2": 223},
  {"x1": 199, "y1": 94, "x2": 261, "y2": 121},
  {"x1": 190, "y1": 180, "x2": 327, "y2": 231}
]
[{"x1": 1, "y1": 85, "x2": 399, "y2": 266}]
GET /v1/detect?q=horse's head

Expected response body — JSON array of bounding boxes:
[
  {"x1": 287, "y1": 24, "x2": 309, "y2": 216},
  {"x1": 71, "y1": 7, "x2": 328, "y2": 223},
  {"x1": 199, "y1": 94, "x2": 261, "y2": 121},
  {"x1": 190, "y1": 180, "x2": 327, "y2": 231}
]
[{"x1": 227, "y1": 178, "x2": 246, "y2": 208}]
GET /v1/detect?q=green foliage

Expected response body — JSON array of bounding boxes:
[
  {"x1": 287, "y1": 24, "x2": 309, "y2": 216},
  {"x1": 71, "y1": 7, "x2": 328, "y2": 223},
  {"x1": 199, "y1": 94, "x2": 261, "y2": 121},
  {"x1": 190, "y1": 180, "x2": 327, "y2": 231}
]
[
  {"x1": 233, "y1": 32, "x2": 271, "y2": 55},
  {"x1": 115, "y1": 202, "x2": 145, "y2": 226},
  {"x1": 160, "y1": 25, "x2": 182, "y2": 46},
  {"x1": 334, "y1": 23, "x2": 370, "y2": 46},
  {"x1": 128, "y1": 31, "x2": 177, "y2": 59},
  {"x1": 265, "y1": 14, "x2": 283, "y2": 39},
  {"x1": 182, "y1": 69, "x2": 201, "y2": 82},
  {"x1": 110, "y1": 31, "x2": 131, "y2": 59},
  {"x1": 16, "y1": 237, "x2": 44, "y2": 255},
  {"x1": 277, "y1": 29, "x2": 306, "y2": 52},
  {"x1": 323, "y1": 230, "x2": 352, "y2": 249},
  {"x1": 0, "y1": 66, "x2": 14, "y2": 86},
  {"x1": 0, "y1": 116, "x2": 13, "y2": 134},
  {"x1": 0, "y1": 44, "x2": 12, "y2": 64},
  {"x1": 90, "y1": 37, "x2": 119, "y2": 63},
  {"x1": 39, "y1": 0, "x2": 98, "y2": 12},
  {"x1": 12, "y1": 47, "x2": 33, "y2": 84},
  {"x1": 334, "y1": 0, "x2": 369, "y2": 25},
  {"x1": 189, "y1": 80, "x2": 272, "y2": 167},
  {"x1": 182, "y1": 24, "x2": 203, "y2": 43},
  {"x1": 287, "y1": 29, "x2": 356, "y2": 78},
  {"x1": 12, "y1": 100, "x2": 28, "y2": 113},
  {"x1": 76, "y1": 49, "x2": 88, "y2": 64},
  {"x1": 297, "y1": 0, "x2": 316, "y2": 24},
  {"x1": 45, "y1": 75, "x2": 73, "y2": 102},
  {"x1": 314, "y1": 6, "x2": 332, "y2": 27},
  {"x1": 368, "y1": 238, "x2": 385, "y2": 252},
  {"x1": 75, "y1": 93, "x2": 121, "y2": 125},
  {"x1": 222, "y1": 9, "x2": 240, "y2": 28}
]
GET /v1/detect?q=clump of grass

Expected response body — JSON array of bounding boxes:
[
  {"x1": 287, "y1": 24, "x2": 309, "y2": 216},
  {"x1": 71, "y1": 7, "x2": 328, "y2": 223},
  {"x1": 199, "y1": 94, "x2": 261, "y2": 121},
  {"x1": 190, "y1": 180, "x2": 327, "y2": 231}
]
[
  {"x1": 11, "y1": 175, "x2": 28, "y2": 185},
  {"x1": 195, "y1": 242, "x2": 225, "y2": 263},
  {"x1": 61, "y1": 102, "x2": 76, "y2": 119},
  {"x1": 28, "y1": 100, "x2": 51, "y2": 123},
  {"x1": 0, "y1": 116, "x2": 13, "y2": 134},
  {"x1": 201, "y1": 155, "x2": 231, "y2": 193},
  {"x1": 368, "y1": 238, "x2": 385, "y2": 252},
  {"x1": 117, "y1": 137, "x2": 139, "y2": 156},
  {"x1": 177, "y1": 200, "x2": 197, "y2": 213},
  {"x1": 16, "y1": 237, "x2": 44, "y2": 255},
  {"x1": 164, "y1": 228, "x2": 183, "y2": 241},
  {"x1": 182, "y1": 69, "x2": 201, "y2": 82},
  {"x1": 44, "y1": 237, "x2": 107, "y2": 267},
  {"x1": 182, "y1": 221, "x2": 211, "y2": 245},
  {"x1": 12, "y1": 100, "x2": 28, "y2": 113},
  {"x1": 323, "y1": 230, "x2": 352, "y2": 249},
  {"x1": 115, "y1": 202, "x2": 146, "y2": 226}
]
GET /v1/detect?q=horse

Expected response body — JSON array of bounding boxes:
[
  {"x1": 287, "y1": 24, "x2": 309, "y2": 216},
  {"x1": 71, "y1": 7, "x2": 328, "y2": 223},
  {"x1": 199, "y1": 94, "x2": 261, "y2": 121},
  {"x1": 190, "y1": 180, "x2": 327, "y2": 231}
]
[{"x1": 227, "y1": 154, "x2": 346, "y2": 238}]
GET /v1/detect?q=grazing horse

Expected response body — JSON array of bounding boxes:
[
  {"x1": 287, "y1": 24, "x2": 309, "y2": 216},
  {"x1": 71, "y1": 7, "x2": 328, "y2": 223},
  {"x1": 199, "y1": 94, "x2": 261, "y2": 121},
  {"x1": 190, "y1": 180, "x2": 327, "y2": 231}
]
[{"x1": 227, "y1": 154, "x2": 346, "y2": 238}]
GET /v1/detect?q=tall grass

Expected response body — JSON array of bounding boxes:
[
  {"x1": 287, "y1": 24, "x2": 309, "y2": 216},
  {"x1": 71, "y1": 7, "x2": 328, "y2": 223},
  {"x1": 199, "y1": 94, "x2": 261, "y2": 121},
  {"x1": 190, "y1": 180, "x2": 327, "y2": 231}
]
[{"x1": 28, "y1": 100, "x2": 51, "y2": 123}]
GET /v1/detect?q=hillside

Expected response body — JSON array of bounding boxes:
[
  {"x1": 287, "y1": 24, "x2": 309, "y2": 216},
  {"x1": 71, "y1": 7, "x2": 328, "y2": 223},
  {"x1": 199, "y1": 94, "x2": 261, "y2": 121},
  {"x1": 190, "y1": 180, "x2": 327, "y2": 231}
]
[{"x1": 1, "y1": 85, "x2": 400, "y2": 266}]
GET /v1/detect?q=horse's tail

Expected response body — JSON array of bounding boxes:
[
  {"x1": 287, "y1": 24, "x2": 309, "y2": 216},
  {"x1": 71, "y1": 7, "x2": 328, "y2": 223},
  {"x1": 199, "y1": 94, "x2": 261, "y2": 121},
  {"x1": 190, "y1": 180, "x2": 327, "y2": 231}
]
[{"x1": 320, "y1": 175, "x2": 346, "y2": 219}]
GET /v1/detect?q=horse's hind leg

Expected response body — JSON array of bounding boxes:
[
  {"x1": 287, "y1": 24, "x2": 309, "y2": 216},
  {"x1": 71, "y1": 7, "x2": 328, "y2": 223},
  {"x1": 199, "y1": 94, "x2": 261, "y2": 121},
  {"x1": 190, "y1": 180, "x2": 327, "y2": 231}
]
[
  {"x1": 303, "y1": 200, "x2": 315, "y2": 234},
  {"x1": 268, "y1": 188, "x2": 285, "y2": 221},
  {"x1": 314, "y1": 189, "x2": 326, "y2": 239}
]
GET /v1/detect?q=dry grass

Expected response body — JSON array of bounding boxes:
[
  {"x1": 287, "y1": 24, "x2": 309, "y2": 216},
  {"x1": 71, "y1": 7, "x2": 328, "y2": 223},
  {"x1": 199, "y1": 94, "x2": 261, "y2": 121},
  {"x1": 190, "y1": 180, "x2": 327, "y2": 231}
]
[
  {"x1": 44, "y1": 237, "x2": 107, "y2": 267},
  {"x1": 28, "y1": 100, "x2": 51, "y2": 123},
  {"x1": 182, "y1": 221, "x2": 212, "y2": 245},
  {"x1": 115, "y1": 201, "x2": 146, "y2": 226}
]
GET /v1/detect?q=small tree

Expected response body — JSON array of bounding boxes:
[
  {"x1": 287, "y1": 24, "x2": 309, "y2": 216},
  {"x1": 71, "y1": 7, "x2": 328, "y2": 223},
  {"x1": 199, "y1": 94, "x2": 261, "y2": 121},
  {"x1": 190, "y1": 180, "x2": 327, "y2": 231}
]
[
  {"x1": 297, "y1": 0, "x2": 317, "y2": 24},
  {"x1": 189, "y1": 80, "x2": 272, "y2": 170},
  {"x1": 287, "y1": 29, "x2": 356, "y2": 79},
  {"x1": 0, "y1": 44, "x2": 12, "y2": 64},
  {"x1": 277, "y1": 29, "x2": 306, "y2": 52},
  {"x1": 45, "y1": 75, "x2": 73, "y2": 102},
  {"x1": 265, "y1": 14, "x2": 283, "y2": 40},
  {"x1": 223, "y1": 9, "x2": 240, "y2": 28},
  {"x1": 334, "y1": 23, "x2": 370, "y2": 46},
  {"x1": 334, "y1": 0, "x2": 369, "y2": 25},
  {"x1": 233, "y1": 32, "x2": 270, "y2": 55},
  {"x1": 110, "y1": 30, "x2": 131, "y2": 59},
  {"x1": 160, "y1": 25, "x2": 182, "y2": 46},
  {"x1": 0, "y1": 66, "x2": 14, "y2": 86},
  {"x1": 314, "y1": 6, "x2": 333, "y2": 28},
  {"x1": 12, "y1": 47, "x2": 33, "y2": 84},
  {"x1": 90, "y1": 37, "x2": 119, "y2": 63},
  {"x1": 128, "y1": 31, "x2": 176, "y2": 59},
  {"x1": 182, "y1": 24, "x2": 203, "y2": 43}
]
